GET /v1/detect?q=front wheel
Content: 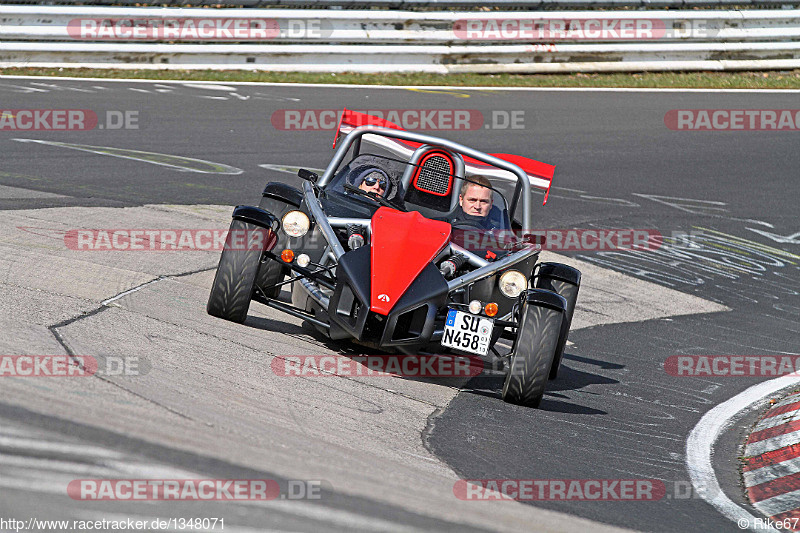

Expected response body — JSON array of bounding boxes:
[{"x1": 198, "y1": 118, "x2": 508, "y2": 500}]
[
  {"x1": 254, "y1": 259, "x2": 287, "y2": 299},
  {"x1": 502, "y1": 289, "x2": 566, "y2": 408},
  {"x1": 207, "y1": 219, "x2": 271, "y2": 323},
  {"x1": 534, "y1": 263, "x2": 581, "y2": 380}
]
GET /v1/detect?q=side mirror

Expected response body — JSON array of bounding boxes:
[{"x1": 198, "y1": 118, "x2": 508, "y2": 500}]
[{"x1": 298, "y1": 169, "x2": 319, "y2": 182}]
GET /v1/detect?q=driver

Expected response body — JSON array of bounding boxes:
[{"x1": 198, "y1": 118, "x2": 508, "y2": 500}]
[
  {"x1": 357, "y1": 169, "x2": 388, "y2": 196},
  {"x1": 452, "y1": 175, "x2": 495, "y2": 229}
]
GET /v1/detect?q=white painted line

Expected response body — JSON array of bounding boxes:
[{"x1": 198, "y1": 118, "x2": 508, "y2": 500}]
[
  {"x1": 0, "y1": 454, "x2": 120, "y2": 476},
  {"x1": 29, "y1": 81, "x2": 94, "y2": 93},
  {"x1": 2, "y1": 75, "x2": 800, "y2": 93},
  {"x1": 0, "y1": 467, "x2": 89, "y2": 485},
  {"x1": 744, "y1": 456, "x2": 800, "y2": 487},
  {"x1": 752, "y1": 489, "x2": 800, "y2": 516},
  {"x1": 0, "y1": 476, "x2": 70, "y2": 495},
  {"x1": 0, "y1": 435, "x2": 124, "y2": 458},
  {"x1": 0, "y1": 427, "x2": 416, "y2": 532},
  {"x1": 686, "y1": 375, "x2": 800, "y2": 532},
  {"x1": 102, "y1": 277, "x2": 162, "y2": 307},
  {"x1": 182, "y1": 83, "x2": 238, "y2": 91},
  {"x1": 0, "y1": 81, "x2": 48, "y2": 92},
  {"x1": 0, "y1": 426, "x2": 46, "y2": 437},
  {"x1": 745, "y1": 428, "x2": 800, "y2": 457},
  {"x1": 103, "y1": 460, "x2": 203, "y2": 479},
  {"x1": 11, "y1": 139, "x2": 244, "y2": 175},
  {"x1": 0, "y1": 438, "x2": 409, "y2": 531}
]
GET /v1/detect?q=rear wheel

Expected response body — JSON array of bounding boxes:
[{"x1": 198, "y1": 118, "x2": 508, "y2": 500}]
[
  {"x1": 502, "y1": 289, "x2": 566, "y2": 408},
  {"x1": 207, "y1": 219, "x2": 268, "y2": 323}
]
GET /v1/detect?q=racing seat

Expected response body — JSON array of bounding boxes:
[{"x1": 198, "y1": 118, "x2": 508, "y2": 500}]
[{"x1": 404, "y1": 150, "x2": 455, "y2": 213}]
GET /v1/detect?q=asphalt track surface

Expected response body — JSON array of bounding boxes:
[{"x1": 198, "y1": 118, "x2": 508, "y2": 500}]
[{"x1": 0, "y1": 77, "x2": 799, "y2": 532}]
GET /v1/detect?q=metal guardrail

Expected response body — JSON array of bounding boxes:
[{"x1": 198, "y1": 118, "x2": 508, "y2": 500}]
[
  {"x1": 0, "y1": 5, "x2": 798, "y2": 72},
  {"x1": 0, "y1": 0, "x2": 798, "y2": 8}
]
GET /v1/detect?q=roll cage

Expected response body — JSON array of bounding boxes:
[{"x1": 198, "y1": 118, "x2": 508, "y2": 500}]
[{"x1": 317, "y1": 126, "x2": 545, "y2": 231}]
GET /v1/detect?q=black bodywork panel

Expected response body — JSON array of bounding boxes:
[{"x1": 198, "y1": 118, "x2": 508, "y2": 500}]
[
  {"x1": 232, "y1": 205, "x2": 279, "y2": 230},
  {"x1": 262, "y1": 182, "x2": 303, "y2": 207},
  {"x1": 328, "y1": 246, "x2": 449, "y2": 351}
]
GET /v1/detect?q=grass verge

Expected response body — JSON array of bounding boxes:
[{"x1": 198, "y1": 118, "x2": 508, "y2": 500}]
[{"x1": 2, "y1": 67, "x2": 800, "y2": 89}]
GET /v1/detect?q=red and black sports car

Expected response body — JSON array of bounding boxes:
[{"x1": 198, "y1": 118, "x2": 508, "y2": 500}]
[{"x1": 207, "y1": 110, "x2": 580, "y2": 407}]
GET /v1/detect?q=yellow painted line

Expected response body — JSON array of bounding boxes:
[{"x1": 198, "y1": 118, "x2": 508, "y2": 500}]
[
  {"x1": 695, "y1": 227, "x2": 800, "y2": 263},
  {"x1": 405, "y1": 88, "x2": 472, "y2": 98}
]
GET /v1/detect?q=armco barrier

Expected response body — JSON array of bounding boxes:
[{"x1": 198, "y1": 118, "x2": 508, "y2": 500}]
[
  {"x1": 1, "y1": 0, "x2": 798, "y2": 8},
  {"x1": 0, "y1": 5, "x2": 798, "y2": 72}
]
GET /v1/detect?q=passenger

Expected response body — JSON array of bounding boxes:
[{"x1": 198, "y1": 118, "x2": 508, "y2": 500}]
[{"x1": 452, "y1": 175, "x2": 496, "y2": 229}]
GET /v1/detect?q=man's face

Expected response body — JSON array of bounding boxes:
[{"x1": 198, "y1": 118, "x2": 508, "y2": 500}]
[
  {"x1": 460, "y1": 183, "x2": 493, "y2": 217},
  {"x1": 358, "y1": 172, "x2": 387, "y2": 196}
]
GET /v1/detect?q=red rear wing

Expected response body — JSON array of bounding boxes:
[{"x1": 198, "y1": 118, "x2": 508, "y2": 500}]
[
  {"x1": 333, "y1": 109, "x2": 405, "y2": 148},
  {"x1": 332, "y1": 109, "x2": 555, "y2": 205}
]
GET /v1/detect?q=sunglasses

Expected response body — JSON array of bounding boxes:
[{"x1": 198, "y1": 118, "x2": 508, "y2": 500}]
[{"x1": 363, "y1": 174, "x2": 387, "y2": 188}]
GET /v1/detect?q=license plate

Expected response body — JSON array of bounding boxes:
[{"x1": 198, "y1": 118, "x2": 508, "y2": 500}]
[{"x1": 441, "y1": 309, "x2": 494, "y2": 356}]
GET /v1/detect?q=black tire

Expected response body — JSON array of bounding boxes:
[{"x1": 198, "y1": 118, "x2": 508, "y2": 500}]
[
  {"x1": 255, "y1": 193, "x2": 294, "y2": 298},
  {"x1": 207, "y1": 219, "x2": 267, "y2": 323},
  {"x1": 535, "y1": 263, "x2": 581, "y2": 380},
  {"x1": 254, "y1": 258, "x2": 286, "y2": 299},
  {"x1": 502, "y1": 290, "x2": 566, "y2": 408}
]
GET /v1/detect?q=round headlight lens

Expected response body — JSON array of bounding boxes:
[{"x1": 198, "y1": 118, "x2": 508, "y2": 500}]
[
  {"x1": 499, "y1": 270, "x2": 527, "y2": 298},
  {"x1": 282, "y1": 210, "x2": 310, "y2": 238}
]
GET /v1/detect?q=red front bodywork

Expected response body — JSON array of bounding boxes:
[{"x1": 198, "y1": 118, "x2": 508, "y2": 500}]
[{"x1": 370, "y1": 207, "x2": 451, "y2": 315}]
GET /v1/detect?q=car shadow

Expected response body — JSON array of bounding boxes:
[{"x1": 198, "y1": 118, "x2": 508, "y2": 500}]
[
  {"x1": 242, "y1": 309, "x2": 620, "y2": 415},
  {"x1": 244, "y1": 312, "x2": 404, "y2": 356},
  {"x1": 562, "y1": 352, "x2": 626, "y2": 371},
  {"x1": 243, "y1": 314, "x2": 312, "y2": 336},
  {"x1": 458, "y1": 351, "x2": 622, "y2": 415}
]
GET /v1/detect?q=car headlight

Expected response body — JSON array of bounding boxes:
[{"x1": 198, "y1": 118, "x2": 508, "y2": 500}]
[
  {"x1": 498, "y1": 270, "x2": 527, "y2": 298},
  {"x1": 281, "y1": 210, "x2": 310, "y2": 238}
]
